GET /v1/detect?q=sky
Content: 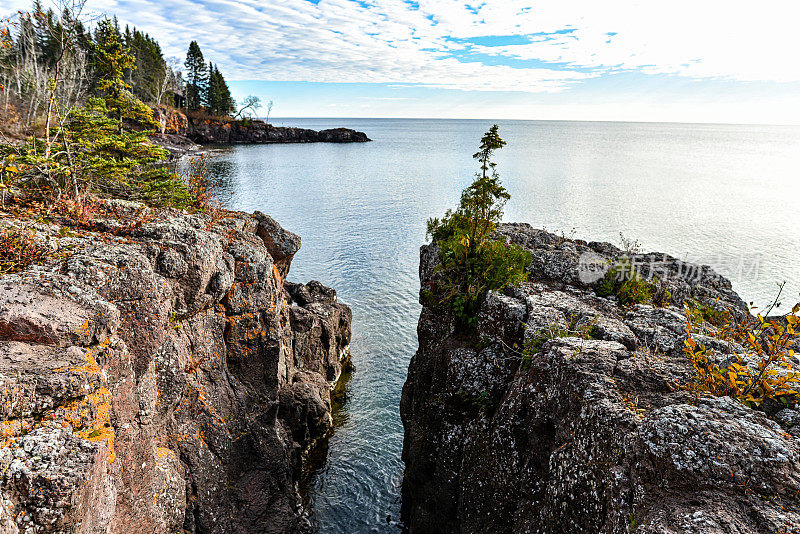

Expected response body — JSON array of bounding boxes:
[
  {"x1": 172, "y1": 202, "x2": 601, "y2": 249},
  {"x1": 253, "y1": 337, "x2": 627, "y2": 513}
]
[{"x1": 6, "y1": 0, "x2": 800, "y2": 123}]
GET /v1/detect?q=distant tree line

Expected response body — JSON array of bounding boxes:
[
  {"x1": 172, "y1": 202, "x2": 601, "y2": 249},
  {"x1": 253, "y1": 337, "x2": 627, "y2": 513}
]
[{"x1": 0, "y1": 0, "x2": 232, "y2": 215}]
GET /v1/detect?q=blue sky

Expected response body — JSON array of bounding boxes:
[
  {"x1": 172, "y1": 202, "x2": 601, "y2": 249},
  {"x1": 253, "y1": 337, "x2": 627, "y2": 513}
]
[{"x1": 8, "y1": 0, "x2": 800, "y2": 123}]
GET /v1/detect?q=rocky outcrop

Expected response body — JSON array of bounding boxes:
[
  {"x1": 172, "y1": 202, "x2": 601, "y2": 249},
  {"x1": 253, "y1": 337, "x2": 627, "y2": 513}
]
[
  {"x1": 151, "y1": 106, "x2": 370, "y2": 146},
  {"x1": 401, "y1": 223, "x2": 800, "y2": 533},
  {"x1": 0, "y1": 202, "x2": 351, "y2": 533}
]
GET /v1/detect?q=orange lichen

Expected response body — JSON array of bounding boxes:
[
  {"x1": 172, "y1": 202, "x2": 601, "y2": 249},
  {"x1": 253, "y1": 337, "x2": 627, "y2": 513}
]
[
  {"x1": 0, "y1": 419, "x2": 24, "y2": 448},
  {"x1": 60, "y1": 386, "x2": 116, "y2": 463},
  {"x1": 56, "y1": 348, "x2": 102, "y2": 375},
  {"x1": 156, "y1": 446, "x2": 174, "y2": 459},
  {"x1": 78, "y1": 319, "x2": 91, "y2": 338}
]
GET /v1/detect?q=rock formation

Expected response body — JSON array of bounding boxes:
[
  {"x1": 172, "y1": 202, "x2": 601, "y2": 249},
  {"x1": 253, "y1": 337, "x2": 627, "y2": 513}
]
[
  {"x1": 150, "y1": 106, "x2": 370, "y2": 147},
  {"x1": 401, "y1": 223, "x2": 800, "y2": 533},
  {"x1": 0, "y1": 202, "x2": 351, "y2": 533}
]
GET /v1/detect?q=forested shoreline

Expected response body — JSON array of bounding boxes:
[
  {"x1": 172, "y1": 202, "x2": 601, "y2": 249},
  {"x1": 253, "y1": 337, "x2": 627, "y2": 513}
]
[
  {"x1": 1, "y1": 0, "x2": 243, "y2": 135},
  {"x1": 0, "y1": 0, "x2": 268, "y2": 217}
]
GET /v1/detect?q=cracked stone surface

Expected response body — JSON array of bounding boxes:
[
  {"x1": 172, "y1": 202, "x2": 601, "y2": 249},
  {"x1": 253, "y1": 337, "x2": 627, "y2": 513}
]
[
  {"x1": 401, "y1": 223, "x2": 800, "y2": 533},
  {"x1": 0, "y1": 203, "x2": 351, "y2": 533}
]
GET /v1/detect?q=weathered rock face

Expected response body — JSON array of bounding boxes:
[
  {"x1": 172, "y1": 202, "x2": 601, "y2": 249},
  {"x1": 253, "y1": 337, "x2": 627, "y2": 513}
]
[
  {"x1": 401, "y1": 223, "x2": 800, "y2": 533},
  {"x1": 0, "y1": 203, "x2": 351, "y2": 533},
  {"x1": 151, "y1": 106, "x2": 370, "y2": 145}
]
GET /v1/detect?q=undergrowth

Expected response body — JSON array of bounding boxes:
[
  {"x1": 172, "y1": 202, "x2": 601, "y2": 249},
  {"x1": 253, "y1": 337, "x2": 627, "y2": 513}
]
[
  {"x1": 684, "y1": 284, "x2": 800, "y2": 409},
  {"x1": 0, "y1": 227, "x2": 48, "y2": 274},
  {"x1": 594, "y1": 261, "x2": 671, "y2": 307}
]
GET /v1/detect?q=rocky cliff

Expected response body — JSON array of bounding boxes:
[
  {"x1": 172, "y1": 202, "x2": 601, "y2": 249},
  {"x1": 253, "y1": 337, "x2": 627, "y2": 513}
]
[
  {"x1": 151, "y1": 107, "x2": 370, "y2": 147},
  {"x1": 0, "y1": 203, "x2": 351, "y2": 533},
  {"x1": 401, "y1": 223, "x2": 800, "y2": 533}
]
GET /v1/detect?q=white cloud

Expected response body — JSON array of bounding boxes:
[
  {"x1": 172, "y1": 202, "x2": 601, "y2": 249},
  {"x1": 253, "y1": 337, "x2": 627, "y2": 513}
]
[
  {"x1": 7, "y1": 0, "x2": 800, "y2": 92},
  {"x1": 467, "y1": 1, "x2": 800, "y2": 83}
]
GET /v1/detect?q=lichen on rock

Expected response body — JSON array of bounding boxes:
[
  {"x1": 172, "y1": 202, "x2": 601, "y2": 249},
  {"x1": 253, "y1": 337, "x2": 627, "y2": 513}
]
[
  {"x1": 0, "y1": 204, "x2": 351, "y2": 533},
  {"x1": 401, "y1": 223, "x2": 800, "y2": 533}
]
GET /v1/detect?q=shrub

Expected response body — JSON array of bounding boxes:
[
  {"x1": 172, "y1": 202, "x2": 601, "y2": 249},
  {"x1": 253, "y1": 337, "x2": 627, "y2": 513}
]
[
  {"x1": 0, "y1": 228, "x2": 48, "y2": 274},
  {"x1": 183, "y1": 154, "x2": 214, "y2": 211},
  {"x1": 426, "y1": 125, "x2": 531, "y2": 331},
  {"x1": 595, "y1": 262, "x2": 659, "y2": 306},
  {"x1": 453, "y1": 389, "x2": 492, "y2": 412},
  {"x1": 650, "y1": 278, "x2": 673, "y2": 308},
  {"x1": 521, "y1": 315, "x2": 601, "y2": 369},
  {"x1": 55, "y1": 197, "x2": 99, "y2": 227},
  {"x1": 685, "y1": 299, "x2": 731, "y2": 328},
  {"x1": 683, "y1": 288, "x2": 800, "y2": 408}
]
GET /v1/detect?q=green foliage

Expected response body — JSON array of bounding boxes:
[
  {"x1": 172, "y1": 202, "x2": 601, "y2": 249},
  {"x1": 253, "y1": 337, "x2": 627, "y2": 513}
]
[
  {"x1": 3, "y1": 95, "x2": 187, "y2": 206},
  {"x1": 184, "y1": 40, "x2": 206, "y2": 111},
  {"x1": 651, "y1": 278, "x2": 673, "y2": 308},
  {"x1": 521, "y1": 315, "x2": 601, "y2": 369},
  {"x1": 453, "y1": 389, "x2": 492, "y2": 412},
  {"x1": 473, "y1": 124, "x2": 506, "y2": 181},
  {"x1": 1, "y1": 41, "x2": 191, "y2": 208},
  {"x1": 92, "y1": 18, "x2": 156, "y2": 128},
  {"x1": 181, "y1": 43, "x2": 235, "y2": 117},
  {"x1": 426, "y1": 125, "x2": 530, "y2": 331},
  {"x1": 594, "y1": 262, "x2": 660, "y2": 306},
  {"x1": 206, "y1": 63, "x2": 236, "y2": 117},
  {"x1": 685, "y1": 299, "x2": 730, "y2": 328},
  {"x1": 123, "y1": 26, "x2": 166, "y2": 103}
]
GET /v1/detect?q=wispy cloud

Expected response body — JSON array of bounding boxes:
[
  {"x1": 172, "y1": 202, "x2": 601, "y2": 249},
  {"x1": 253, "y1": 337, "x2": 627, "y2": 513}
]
[{"x1": 8, "y1": 0, "x2": 800, "y2": 93}]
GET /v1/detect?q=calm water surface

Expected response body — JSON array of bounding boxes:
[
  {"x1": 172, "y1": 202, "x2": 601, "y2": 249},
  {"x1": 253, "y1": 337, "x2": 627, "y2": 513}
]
[{"x1": 206, "y1": 118, "x2": 800, "y2": 533}]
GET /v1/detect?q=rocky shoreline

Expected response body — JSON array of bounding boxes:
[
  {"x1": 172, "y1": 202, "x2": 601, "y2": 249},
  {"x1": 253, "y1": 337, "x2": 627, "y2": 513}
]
[
  {"x1": 400, "y1": 223, "x2": 800, "y2": 533},
  {"x1": 150, "y1": 106, "x2": 370, "y2": 156},
  {"x1": 0, "y1": 203, "x2": 351, "y2": 533}
]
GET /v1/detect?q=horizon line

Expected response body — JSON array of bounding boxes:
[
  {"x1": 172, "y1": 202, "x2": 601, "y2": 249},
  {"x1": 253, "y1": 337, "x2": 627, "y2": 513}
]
[{"x1": 258, "y1": 116, "x2": 800, "y2": 128}]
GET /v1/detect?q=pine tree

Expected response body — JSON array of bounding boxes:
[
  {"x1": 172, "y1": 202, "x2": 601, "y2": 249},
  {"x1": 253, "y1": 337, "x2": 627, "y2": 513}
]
[
  {"x1": 124, "y1": 28, "x2": 165, "y2": 103},
  {"x1": 205, "y1": 60, "x2": 216, "y2": 111},
  {"x1": 204, "y1": 63, "x2": 235, "y2": 116},
  {"x1": 184, "y1": 40, "x2": 205, "y2": 111},
  {"x1": 216, "y1": 66, "x2": 235, "y2": 116},
  {"x1": 92, "y1": 18, "x2": 154, "y2": 128}
]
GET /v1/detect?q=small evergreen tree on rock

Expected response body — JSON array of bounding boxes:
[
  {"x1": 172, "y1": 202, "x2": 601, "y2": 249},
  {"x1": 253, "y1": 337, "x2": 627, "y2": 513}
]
[{"x1": 426, "y1": 125, "x2": 531, "y2": 331}]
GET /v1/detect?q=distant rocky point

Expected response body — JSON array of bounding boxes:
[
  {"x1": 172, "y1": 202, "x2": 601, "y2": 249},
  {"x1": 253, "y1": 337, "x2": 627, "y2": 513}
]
[{"x1": 150, "y1": 106, "x2": 370, "y2": 153}]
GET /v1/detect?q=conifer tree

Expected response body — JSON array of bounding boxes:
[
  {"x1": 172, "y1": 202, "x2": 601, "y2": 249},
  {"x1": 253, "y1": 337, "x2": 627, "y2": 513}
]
[
  {"x1": 124, "y1": 27, "x2": 166, "y2": 103},
  {"x1": 218, "y1": 67, "x2": 235, "y2": 116},
  {"x1": 92, "y1": 17, "x2": 153, "y2": 128},
  {"x1": 184, "y1": 40, "x2": 205, "y2": 111},
  {"x1": 205, "y1": 63, "x2": 235, "y2": 116},
  {"x1": 206, "y1": 60, "x2": 216, "y2": 111}
]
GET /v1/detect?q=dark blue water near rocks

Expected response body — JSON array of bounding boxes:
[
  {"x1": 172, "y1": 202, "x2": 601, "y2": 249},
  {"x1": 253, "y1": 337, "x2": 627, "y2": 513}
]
[{"x1": 206, "y1": 118, "x2": 800, "y2": 533}]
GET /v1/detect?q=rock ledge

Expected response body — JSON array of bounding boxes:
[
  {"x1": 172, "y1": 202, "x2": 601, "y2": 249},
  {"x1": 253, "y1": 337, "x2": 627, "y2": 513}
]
[
  {"x1": 401, "y1": 223, "x2": 800, "y2": 533},
  {"x1": 0, "y1": 204, "x2": 351, "y2": 533}
]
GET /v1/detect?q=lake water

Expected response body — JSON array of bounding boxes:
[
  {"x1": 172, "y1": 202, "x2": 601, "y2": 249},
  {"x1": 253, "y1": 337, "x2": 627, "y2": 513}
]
[{"x1": 206, "y1": 118, "x2": 800, "y2": 533}]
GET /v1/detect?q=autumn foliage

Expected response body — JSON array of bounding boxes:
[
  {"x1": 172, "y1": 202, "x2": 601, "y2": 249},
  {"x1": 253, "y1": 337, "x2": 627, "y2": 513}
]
[{"x1": 684, "y1": 290, "x2": 800, "y2": 408}]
